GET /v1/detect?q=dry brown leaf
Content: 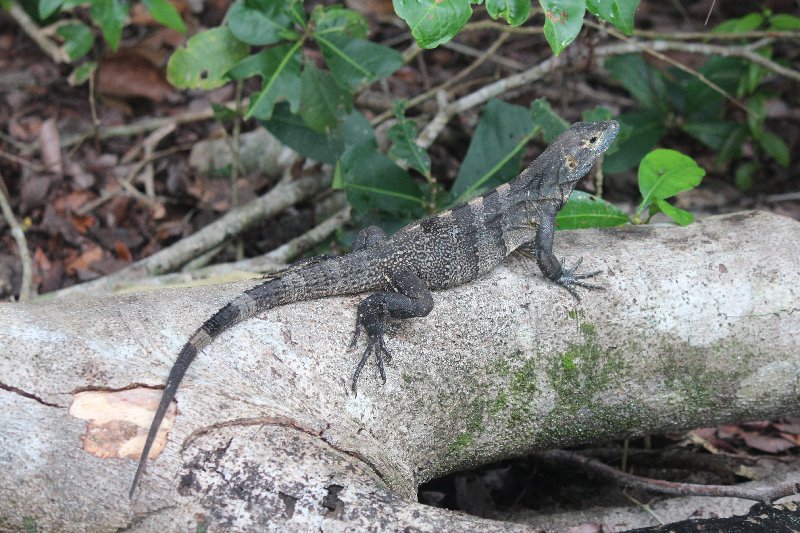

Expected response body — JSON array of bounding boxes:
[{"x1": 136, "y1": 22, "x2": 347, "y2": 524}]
[
  {"x1": 740, "y1": 431, "x2": 797, "y2": 454},
  {"x1": 114, "y1": 241, "x2": 133, "y2": 262},
  {"x1": 65, "y1": 245, "x2": 104, "y2": 275},
  {"x1": 96, "y1": 52, "x2": 174, "y2": 102},
  {"x1": 71, "y1": 213, "x2": 96, "y2": 234}
]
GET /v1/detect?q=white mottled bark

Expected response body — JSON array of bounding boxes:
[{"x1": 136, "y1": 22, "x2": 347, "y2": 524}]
[{"x1": 1, "y1": 211, "x2": 798, "y2": 531}]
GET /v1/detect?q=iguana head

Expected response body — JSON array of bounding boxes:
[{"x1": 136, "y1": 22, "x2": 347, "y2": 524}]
[
  {"x1": 512, "y1": 120, "x2": 619, "y2": 205},
  {"x1": 550, "y1": 120, "x2": 619, "y2": 200}
]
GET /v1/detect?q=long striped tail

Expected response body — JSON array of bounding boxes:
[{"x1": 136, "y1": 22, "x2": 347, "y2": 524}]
[{"x1": 129, "y1": 253, "x2": 384, "y2": 497}]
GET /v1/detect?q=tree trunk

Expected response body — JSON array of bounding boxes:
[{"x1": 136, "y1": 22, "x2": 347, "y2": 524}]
[{"x1": 1, "y1": 211, "x2": 798, "y2": 531}]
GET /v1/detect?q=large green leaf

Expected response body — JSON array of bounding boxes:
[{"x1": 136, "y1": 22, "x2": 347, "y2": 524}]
[
  {"x1": 167, "y1": 28, "x2": 250, "y2": 90},
  {"x1": 653, "y1": 197, "x2": 693, "y2": 226},
  {"x1": 538, "y1": 0, "x2": 586, "y2": 55},
  {"x1": 759, "y1": 131, "x2": 790, "y2": 168},
  {"x1": 39, "y1": 0, "x2": 64, "y2": 19},
  {"x1": 604, "y1": 54, "x2": 667, "y2": 114},
  {"x1": 682, "y1": 120, "x2": 734, "y2": 151},
  {"x1": 393, "y1": 0, "x2": 473, "y2": 49},
  {"x1": 90, "y1": 0, "x2": 128, "y2": 52},
  {"x1": 586, "y1": 0, "x2": 639, "y2": 35},
  {"x1": 637, "y1": 149, "x2": 705, "y2": 212},
  {"x1": 449, "y1": 98, "x2": 539, "y2": 204},
  {"x1": 228, "y1": 43, "x2": 303, "y2": 120},
  {"x1": 713, "y1": 12, "x2": 764, "y2": 33},
  {"x1": 228, "y1": 0, "x2": 296, "y2": 45},
  {"x1": 388, "y1": 102, "x2": 431, "y2": 177},
  {"x1": 315, "y1": 34, "x2": 402, "y2": 90},
  {"x1": 486, "y1": 0, "x2": 531, "y2": 26},
  {"x1": 556, "y1": 191, "x2": 629, "y2": 229},
  {"x1": 299, "y1": 63, "x2": 352, "y2": 133},
  {"x1": 602, "y1": 111, "x2": 665, "y2": 174},
  {"x1": 530, "y1": 98, "x2": 569, "y2": 142},
  {"x1": 339, "y1": 141, "x2": 424, "y2": 216},
  {"x1": 142, "y1": 0, "x2": 186, "y2": 33},
  {"x1": 262, "y1": 105, "x2": 373, "y2": 164}
]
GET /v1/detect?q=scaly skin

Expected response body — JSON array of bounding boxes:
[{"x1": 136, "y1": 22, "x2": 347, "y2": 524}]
[{"x1": 129, "y1": 120, "x2": 619, "y2": 497}]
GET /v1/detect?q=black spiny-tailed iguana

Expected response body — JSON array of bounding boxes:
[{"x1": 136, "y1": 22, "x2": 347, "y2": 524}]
[{"x1": 129, "y1": 120, "x2": 620, "y2": 497}]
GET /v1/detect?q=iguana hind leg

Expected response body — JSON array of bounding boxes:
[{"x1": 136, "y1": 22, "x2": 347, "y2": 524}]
[{"x1": 350, "y1": 268, "x2": 433, "y2": 394}]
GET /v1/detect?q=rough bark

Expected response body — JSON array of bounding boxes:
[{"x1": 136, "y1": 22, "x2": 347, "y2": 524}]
[{"x1": 0, "y1": 211, "x2": 798, "y2": 531}]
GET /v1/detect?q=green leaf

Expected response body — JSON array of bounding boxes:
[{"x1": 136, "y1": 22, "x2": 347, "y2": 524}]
[
  {"x1": 39, "y1": 0, "x2": 64, "y2": 19},
  {"x1": 734, "y1": 161, "x2": 757, "y2": 190},
  {"x1": 393, "y1": 0, "x2": 473, "y2": 49},
  {"x1": 715, "y1": 124, "x2": 748, "y2": 165},
  {"x1": 486, "y1": 0, "x2": 531, "y2": 26},
  {"x1": 315, "y1": 34, "x2": 402, "y2": 90},
  {"x1": 530, "y1": 98, "x2": 568, "y2": 142},
  {"x1": 90, "y1": 0, "x2": 128, "y2": 52},
  {"x1": 637, "y1": 149, "x2": 704, "y2": 214},
  {"x1": 311, "y1": 5, "x2": 368, "y2": 38},
  {"x1": 299, "y1": 63, "x2": 352, "y2": 132},
  {"x1": 262, "y1": 105, "x2": 373, "y2": 163},
  {"x1": 582, "y1": 106, "x2": 613, "y2": 122},
  {"x1": 654, "y1": 197, "x2": 693, "y2": 226},
  {"x1": 450, "y1": 98, "x2": 538, "y2": 204},
  {"x1": 228, "y1": 0, "x2": 295, "y2": 46},
  {"x1": 604, "y1": 54, "x2": 667, "y2": 113},
  {"x1": 555, "y1": 191, "x2": 629, "y2": 229},
  {"x1": 682, "y1": 120, "x2": 735, "y2": 151},
  {"x1": 167, "y1": 27, "x2": 249, "y2": 89},
  {"x1": 388, "y1": 101, "x2": 431, "y2": 177},
  {"x1": 683, "y1": 56, "x2": 745, "y2": 120},
  {"x1": 228, "y1": 42, "x2": 303, "y2": 120},
  {"x1": 769, "y1": 14, "x2": 800, "y2": 30},
  {"x1": 57, "y1": 22, "x2": 94, "y2": 61},
  {"x1": 142, "y1": 0, "x2": 186, "y2": 33},
  {"x1": 210, "y1": 102, "x2": 238, "y2": 122},
  {"x1": 539, "y1": 0, "x2": 586, "y2": 55},
  {"x1": 586, "y1": 0, "x2": 639, "y2": 35},
  {"x1": 759, "y1": 130, "x2": 790, "y2": 168},
  {"x1": 713, "y1": 12, "x2": 765, "y2": 33},
  {"x1": 746, "y1": 93, "x2": 766, "y2": 137},
  {"x1": 740, "y1": 46, "x2": 771, "y2": 97},
  {"x1": 68, "y1": 61, "x2": 97, "y2": 86},
  {"x1": 339, "y1": 141, "x2": 424, "y2": 216},
  {"x1": 602, "y1": 111, "x2": 665, "y2": 174}
]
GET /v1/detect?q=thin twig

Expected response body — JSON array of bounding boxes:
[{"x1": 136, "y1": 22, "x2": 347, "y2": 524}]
[
  {"x1": 442, "y1": 39, "x2": 525, "y2": 71},
  {"x1": 0, "y1": 149, "x2": 44, "y2": 172},
  {"x1": 113, "y1": 206, "x2": 351, "y2": 291},
  {"x1": 43, "y1": 170, "x2": 326, "y2": 299},
  {"x1": 372, "y1": 32, "x2": 512, "y2": 125},
  {"x1": 8, "y1": 0, "x2": 67, "y2": 64},
  {"x1": 231, "y1": 80, "x2": 245, "y2": 261},
  {"x1": 0, "y1": 173, "x2": 34, "y2": 301},
  {"x1": 588, "y1": 21, "x2": 800, "y2": 83},
  {"x1": 589, "y1": 22, "x2": 749, "y2": 112},
  {"x1": 416, "y1": 38, "x2": 800, "y2": 149},
  {"x1": 541, "y1": 449, "x2": 799, "y2": 504}
]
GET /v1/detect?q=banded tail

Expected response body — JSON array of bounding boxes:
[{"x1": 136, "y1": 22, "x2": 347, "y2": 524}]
[{"x1": 129, "y1": 252, "x2": 383, "y2": 497}]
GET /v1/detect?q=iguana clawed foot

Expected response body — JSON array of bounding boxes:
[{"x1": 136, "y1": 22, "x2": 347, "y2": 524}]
[
  {"x1": 349, "y1": 296, "x2": 392, "y2": 395},
  {"x1": 556, "y1": 257, "x2": 605, "y2": 301}
]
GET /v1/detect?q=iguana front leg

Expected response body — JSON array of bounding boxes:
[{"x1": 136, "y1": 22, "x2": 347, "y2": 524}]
[{"x1": 533, "y1": 201, "x2": 603, "y2": 300}]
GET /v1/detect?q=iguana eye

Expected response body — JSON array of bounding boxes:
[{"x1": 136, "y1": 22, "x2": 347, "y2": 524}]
[{"x1": 589, "y1": 135, "x2": 598, "y2": 143}]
